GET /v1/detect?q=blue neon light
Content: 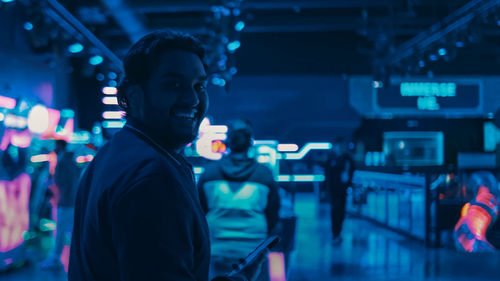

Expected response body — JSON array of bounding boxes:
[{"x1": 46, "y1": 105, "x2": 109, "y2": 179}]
[
  {"x1": 438, "y1": 48, "x2": 447, "y2": 56},
  {"x1": 102, "y1": 120, "x2": 125, "y2": 129},
  {"x1": 108, "y1": 72, "x2": 117, "y2": 79},
  {"x1": 89, "y1": 55, "x2": 104, "y2": 65},
  {"x1": 456, "y1": 41, "x2": 464, "y2": 48},
  {"x1": 227, "y1": 41, "x2": 241, "y2": 52},
  {"x1": 68, "y1": 43, "x2": 84, "y2": 54},
  {"x1": 417, "y1": 96, "x2": 440, "y2": 110},
  {"x1": 277, "y1": 175, "x2": 325, "y2": 182},
  {"x1": 96, "y1": 73, "x2": 105, "y2": 81},
  {"x1": 400, "y1": 82, "x2": 456, "y2": 97},
  {"x1": 23, "y1": 22, "x2": 33, "y2": 31},
  {"x1": 277, "y1": 143, "x2": 299, "y2": 152},
  {"x1": 418, "y1": 60, "x2": 425, "y2": 68},
  {"x1": 193, "y1": 167, "x2": 205, "y2": 174},
  {"x1": 284, "y1": 142, "x2": 332, "y2": 160},
  {"x1": 429, "y1": 54, "x2": 438, "y2": 61},
  {"x1": 211, "y1": 77, "x2": 226, "y2": 87},
  {"x1": 234, "y1": 21, "x2": 245, "y2": 31}
]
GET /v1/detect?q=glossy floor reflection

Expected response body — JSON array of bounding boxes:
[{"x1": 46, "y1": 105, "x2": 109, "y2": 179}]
[
  {"x1": 2, "y1": 193, "x2": 500, "y2": 281},
  {"x1": 289, "y1": 193, "x2": 500, "y2": 281}
]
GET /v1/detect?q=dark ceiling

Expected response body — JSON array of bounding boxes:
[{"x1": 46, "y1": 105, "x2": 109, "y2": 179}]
[{"x1": 55, "y1": 0, "x2": 500, "y2": 76}]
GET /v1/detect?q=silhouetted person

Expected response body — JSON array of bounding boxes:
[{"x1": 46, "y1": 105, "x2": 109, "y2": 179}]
[
  {"x1": 325, "y1": 138, "x2": 354, "y2": 245},
  {"x1": 69, "y1": 30, "x2": 262, "y2": 281},
  {"x1": 198, "y1": 119, "x2": 280, "y2": 280},
  {"x1": 41, "y1": 140, "x2": 79, "y2": 270}
]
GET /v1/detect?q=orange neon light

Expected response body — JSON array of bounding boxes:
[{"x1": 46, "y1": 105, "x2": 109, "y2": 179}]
[{"x1": 454, "y1": 185, "x2": 498, "y2": 252}]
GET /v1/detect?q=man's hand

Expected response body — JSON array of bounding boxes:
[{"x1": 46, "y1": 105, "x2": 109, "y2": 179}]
[{"x1": 228, "y1": 249, "x2": 269, "y2": 281}]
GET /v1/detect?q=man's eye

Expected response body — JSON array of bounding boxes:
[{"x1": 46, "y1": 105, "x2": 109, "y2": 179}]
[
  {"x1": 196, "y1": 83, "x2": 207, "y2": 93},
  {"x1": 165, "y1": 81, "x2": 182, "y2": 89}
]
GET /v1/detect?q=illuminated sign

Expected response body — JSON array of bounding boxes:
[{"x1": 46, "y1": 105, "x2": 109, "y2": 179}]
[
  {"x1": 254, "y1": 142, "x2": 279, "y2": 177},
  {"x1": 195, "y1": 118, "x2": 228, "y2": 160},
  {"x1": 400, "y1": 82, "x2": 456, "y2": 97},
  {"x1": 417, "y1": 96, "x2": 440, "y2": 111},
  {"x1": 377, "y1": 81, "x2": 480, "y2": 112},
  {"x1": 284, "y1": 142, "x2": 332, "y2": 160}
]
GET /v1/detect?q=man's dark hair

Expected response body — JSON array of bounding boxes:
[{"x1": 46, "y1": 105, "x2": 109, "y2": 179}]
[{"x1": 117, "y1": 30, "x2": 207, "y2": 115}]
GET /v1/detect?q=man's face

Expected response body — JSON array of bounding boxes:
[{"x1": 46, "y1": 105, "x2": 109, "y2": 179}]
[{"x1": 139, "y1": 50, "x2": 208, "y2": 150}]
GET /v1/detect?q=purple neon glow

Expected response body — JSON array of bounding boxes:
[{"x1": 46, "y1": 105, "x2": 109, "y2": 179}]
[
  {"x1": 35, "y1": 83, "x2": 54, "y2": 107},
  {"x1": 0, "y1": 173, "x2": 31, "y2": 253},
  {"x1": 268, "y1": 252, "x2": 286, "y2": 281},
  {"x1": 61, "y1": 244, "x2": 70, "y2": 272}
]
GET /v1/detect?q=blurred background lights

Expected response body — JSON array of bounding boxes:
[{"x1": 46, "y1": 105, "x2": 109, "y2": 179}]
[
  {"x1": 234, "y1": 21, "x2": 245, "y2": 31},
  {"x1": 96, "y1": 73, "x2": 105, "y2": 81},
  {"x1": 68, "y1": 43, "x2": 84, "y2": 54},
  {"x1": 89, "y1": 55, "x2": 103, "y2": 65},
  {"x1": 23, "y1": 22, "x2": 33, "y2": 31},
  {"x1": 102, "y1": 86, "x2": 117, "y2": 95},
  {"x1": 227, "y1": 40, "x2": 241, "y2": 52},
  {"x1": 27, "y1": 105, "x2": 50, "y2": 134},
  {"x1": 108, "y1": 72, "x2": 117, "y2": 79}
]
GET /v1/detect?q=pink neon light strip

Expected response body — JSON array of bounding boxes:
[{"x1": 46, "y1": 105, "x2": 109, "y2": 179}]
[
  {"x1": 0, "y1": 96, "x2": 16, "y2": 109},
  {"x1": 268, "y1": 252, "x2": 286, "y2": 281},
  {"x1": 0, "y1": 173, "x2": 31, "y2": 253}
]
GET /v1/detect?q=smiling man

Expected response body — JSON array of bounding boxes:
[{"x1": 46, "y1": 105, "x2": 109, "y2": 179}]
[{"x1": 68, "y1": 31, "x2": 259, "y2": 281}]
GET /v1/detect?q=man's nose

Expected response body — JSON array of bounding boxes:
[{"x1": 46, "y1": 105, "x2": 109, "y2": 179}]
[{"x1": 181, "y1": 87, "x2": 200, "y2": 107}]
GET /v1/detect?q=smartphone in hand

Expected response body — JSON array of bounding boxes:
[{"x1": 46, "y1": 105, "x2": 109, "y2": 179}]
[{"x1": 229, "y1": 235, "x2": 280, "y2": 277}]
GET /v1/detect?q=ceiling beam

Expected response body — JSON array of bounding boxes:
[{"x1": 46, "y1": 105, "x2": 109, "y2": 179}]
[
  {"x1": 382, "y1": 0, "x2": 500, "y2": 66},
  {"x1": 131, "y1": 0, "x2": 400, "y2": 14},
  {"x1": 44, "y1": 0, "x2": 123, "y2": 70},
  {"x1": 101, "y1": 0, "x2": 148, "y2": 42}
]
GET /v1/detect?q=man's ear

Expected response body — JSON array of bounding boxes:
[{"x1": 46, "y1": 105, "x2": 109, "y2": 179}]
[{"x1": 125, "y1": 84, "x2": 145, "y2": 118}]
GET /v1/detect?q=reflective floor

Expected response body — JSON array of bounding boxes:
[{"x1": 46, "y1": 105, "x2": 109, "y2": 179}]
[
  {"x1": 289, "y1": 193, "x2": 500, "y2": 281},
  {"x1": 2, "y1": 193, "x2": 500, "y2": 281}
]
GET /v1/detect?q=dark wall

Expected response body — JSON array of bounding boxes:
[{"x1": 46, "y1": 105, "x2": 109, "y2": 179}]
[
  {"x1": 354, "y1": 118, "x2": 485, "y2": 165},
  {"x1": 207, "y1": 75, "x2": 361, "y2": 145},
  {"x1": 0, "y1": 6, "x2": 55, "y2": 106}
]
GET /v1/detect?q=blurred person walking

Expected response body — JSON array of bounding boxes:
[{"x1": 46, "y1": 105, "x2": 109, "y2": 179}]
[
  {"x1": 325, "y1": 138, "x2": 354, "y2": 246},
  {"x1": 198, "y1": 119, "x2": 281, "y2": 280},
  {"x1": 40, "y1": 140, "x2": 79, "y2": 270}
]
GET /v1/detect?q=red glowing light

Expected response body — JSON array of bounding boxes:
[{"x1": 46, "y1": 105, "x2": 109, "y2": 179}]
[
  {"x1": 454, "y1": 185, "x2": 498, "y2": 253},
  {"x1": 76, "y1": 155, "x2": 94, "y2": 164},
  {"x1": 212, "y1": 140, "x2": 227, "y2": 153}
]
